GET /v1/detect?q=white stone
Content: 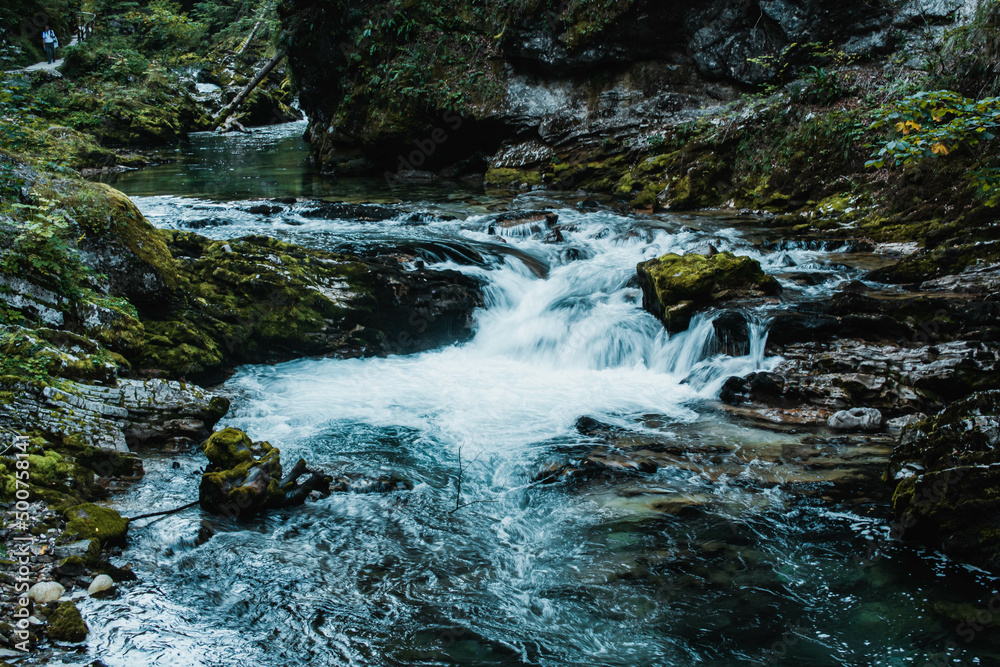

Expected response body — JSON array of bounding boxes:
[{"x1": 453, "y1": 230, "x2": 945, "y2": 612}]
[
  {"x1": 828, "y1": 407, "x2": 883, "y2": 432},
  {"x1": 28, "y1": 581, "x2": 65, "y2": 603},
  {"x1": 88, "y1": 574, "x2": 114, "y2": 596}
]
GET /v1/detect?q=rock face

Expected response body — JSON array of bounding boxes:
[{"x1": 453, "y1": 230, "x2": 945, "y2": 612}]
[
  {"x1": 636, "y1": 252, "x2": 781, "y2": 332},
  {"x1": 886, "y1": 391, "x2": 1000, "y2": 571},
  {"x1": 199, "y1": 428, "x2": 332, "y2": 519},
  {"x1": 279, "y1": 0, "x2": 974, "y2": 178},
  {"x1": 0, "y1": 327, "x2": 230, "y2": 453}
]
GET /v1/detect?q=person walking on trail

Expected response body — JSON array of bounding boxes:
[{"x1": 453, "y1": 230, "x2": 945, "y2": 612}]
[{"x1": 42, "y1": 25, "x2": 57, "y2": 64}]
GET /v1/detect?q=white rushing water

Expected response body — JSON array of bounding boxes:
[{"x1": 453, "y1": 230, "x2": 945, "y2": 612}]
[{"x1": 216, "y1": 207, "x2": 791, "y2": 471}]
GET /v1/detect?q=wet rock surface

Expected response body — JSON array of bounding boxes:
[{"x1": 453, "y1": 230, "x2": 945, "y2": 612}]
[
  {"x1": 199, "y1": 428, "x2": 332, "y2": 518},
  {"x1": 636, "y1": 251, "x2": 781, "y2": 332},
  {"x1": 885, "y1": 391, "x2": 1000, "y2": 571},
  {"x1": 138, "y1": 231, "x2": 484, "y2": 383}
]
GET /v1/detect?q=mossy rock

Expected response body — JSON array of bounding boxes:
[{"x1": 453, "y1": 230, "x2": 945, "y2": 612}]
[
  {"x1": 202, "y1": 428, "x2": 254, "y2": 470},
  {"x1": 887, "y1": 390, "x2": 1000, "y2": 571},
  {"x1": 636, "y1": 252, "x2": 782, "y2": 332},
  {"x1": 484, "y1": 168, "x2": 543, "y2": 187},
  {"x1": 62, "y1": 503, "x2": 129, "y2": 548},
  {"x1": 46, "y1": 601, "x2": 88, "y2": 643},
  {"x1": 199, "y1": 429, "x2": 285, "y2": 519}
]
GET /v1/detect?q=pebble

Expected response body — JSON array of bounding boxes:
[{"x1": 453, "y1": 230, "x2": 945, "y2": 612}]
[
  {"x1": 88, "y1": 574, "x2": 115, "y2": 596},
  {"x1": 28, "y1": 581, "x2": 65, "y2": 603}
]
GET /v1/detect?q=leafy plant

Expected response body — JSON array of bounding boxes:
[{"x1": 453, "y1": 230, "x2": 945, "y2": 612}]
[
  {"x1": 0, "y1": 201, "x2": 94, "y2": 298},
  {"x1": 866, "y1": 90, "x2": 1000, "y2": 204}
]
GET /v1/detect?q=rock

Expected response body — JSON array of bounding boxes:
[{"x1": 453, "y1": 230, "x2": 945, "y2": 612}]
[
  {"x1": 54, "y1": 556, "x2": 88, "y2": 578},
  {"x1": 63, "y1": 503, "x2": 129, "y2": 547},
  {"x1": 138, "y1": 232, "x2": 484, "y2": 383},
  {"x1": 27, "y1": 581, "x2": 65, "y2": 604},
  {"x1": 886, "y1": 413, "x2": 926, "y2": 435},
  {"x1": 486, "y1": 210, "x2": 559, "y2": 238},
  {"x1": 46, "y1": 601, "x2": 88, "y2": 643},
  {"x1": 636, "y1": 252, "x2": 781, "y2": 332},
  {"x1": 202, "y1": 428, "x2": 254, "y2": 470},
  {"x1": 199, "y1": 429, "x2": 331, "y2": 519},
  {"x1": 712, "y1": 310, "x2": 751, "y2": 357},
  {"x1": 87, "y1": 574, "x2": 115, "y2": 597},
  {"x1": 51, "y1": 539, "x2": 101, "y2": 563},
  {"x1": 887, "y1": 391, "x2": 1000, "y2": 571},
  {"x1": 284, "y1": 0, "x2": 911, "y2": 178},
  {"x1": 719, "y1": 371, "x2": 789, "y2": 406},
  {"x1": 828, "y1": 408, "x2": 883, "y2": 432},
  {"x1": 0, "y1": 327, "x2": 230, "y2": 452},
  {"x1": 300, "y1": 202, "x2": 403, "y2": 221}
]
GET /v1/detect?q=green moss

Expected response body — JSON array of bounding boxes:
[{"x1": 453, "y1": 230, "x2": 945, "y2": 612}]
[
  {"x1": 46, "y1": 601, "x2": 88, "y2": 643},
  {"x1": 202, "y1": 428, "x2": 254, "y2": 469},
  {"x1": 63, "y1": 503, "x2": 129, "y2": 547},
  {"x1": 46, "y1": 180, "x2": 178, "y2": 289},
  {"x1": 636, "y1": 252, "x2": 781, "y2": 332},
  {"x1": 484, "y1": 168, "x2": 543, "y2": 187}
]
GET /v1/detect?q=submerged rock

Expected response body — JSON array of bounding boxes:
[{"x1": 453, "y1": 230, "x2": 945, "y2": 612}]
[
  {"x1": 199, "y1": 428, "x2": 331, "y2": 519},
  {"x1": 636, "y1": 252, "x2": 781, "y2": 332},
  {"x1": 486, "y1": 210, "x2": 559, "y2": 238}
]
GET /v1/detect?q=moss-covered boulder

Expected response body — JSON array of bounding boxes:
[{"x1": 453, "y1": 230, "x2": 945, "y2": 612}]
[
  {"x1": 886, "y1": 390, "x2": 1000, "y2": 571},
  {"x1": 202, "y1": 428, "x2": 254, "y2": 470},
  {"x1": 199, "y1": 428, "x2": 331, "y2": 519},
  {"x1": 135, "y1": 232, "x2": 483, "y2": 383},
  {"x1": 62, "y1": 503, "x2": 129, "y2": 547},
  {"x1": 46, "y1": 601, "x2": 88, "y2": 643},
  {"x1": 636, "y1": 252, "x2": 782, "y2": 332}
]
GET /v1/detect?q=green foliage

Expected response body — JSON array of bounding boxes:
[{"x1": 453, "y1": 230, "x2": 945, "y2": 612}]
[
  {"x1": 748, "y1": 41, "x2": 854, "y2": 94},
  {"x1": 791, "y1": 66, "x2": 849, "y2": 106},
  {"x1": 559, "y1": 0, "x2": 634, "y2": 49},
  {"x1": 932, "y1": 0, "x2": 1000, "y2": 98},
  {"x1": 121, "y1": 0, "x2": 207, "y2": 54},
  {"x1": 62, "y1": 37, "x2": 152, "y2": 82},
  {"x1": 0, "y1": 200, "x2": 94, "y2": 298},
  {"x1": 865, "y1": 90, "x2": 1000, "y2": 204}
]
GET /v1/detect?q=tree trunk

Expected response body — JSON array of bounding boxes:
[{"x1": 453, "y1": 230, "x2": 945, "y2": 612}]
[{"x1": 212, "y1": 49, "x2": 286, "y2": 129}]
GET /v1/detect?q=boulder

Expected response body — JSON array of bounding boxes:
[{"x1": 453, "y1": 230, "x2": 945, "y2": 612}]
[
  {"x1": 199, "y1": 428, "x2": 331, "y2": 519},
  {"x1": 62, "y1": 503, "x2": 129, "y2": 547},
  {"x1": 828, "y1": 408, "x2": 883, "y2": 432},
  {"x1": 87, "y1": 574, "x2": 115, "y2": 597},
  {"x1": 46, "y1": 601, "x2": 88, "y2": 643},
  {"x1": 886, "y1": 391, "x2": 1000, "y2": 571},
  {"x1": 138, "y1": 232, "x2": 484, "y2": 383},
  {"x1": 636, "y1": 252, "x2": 781, "y2": 332}
]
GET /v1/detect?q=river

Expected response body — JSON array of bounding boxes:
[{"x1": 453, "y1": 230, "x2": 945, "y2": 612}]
[{"x1": 55, "y1": 121, "x2": 1000, "y2": 666}]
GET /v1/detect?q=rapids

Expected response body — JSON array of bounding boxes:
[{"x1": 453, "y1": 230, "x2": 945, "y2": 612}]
[{"x1": 52, "y1": 122, "x2": 1000, "y2": 667}]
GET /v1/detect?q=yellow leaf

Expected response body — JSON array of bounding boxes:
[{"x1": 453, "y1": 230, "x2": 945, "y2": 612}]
[{"x1": 931, "y1": 143, "x2": 950, "y2": 155}]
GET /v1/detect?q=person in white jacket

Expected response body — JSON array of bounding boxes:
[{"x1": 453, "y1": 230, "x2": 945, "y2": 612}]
[{"x1": 42, "y1": 25, "x2": 57, "y2": 64}]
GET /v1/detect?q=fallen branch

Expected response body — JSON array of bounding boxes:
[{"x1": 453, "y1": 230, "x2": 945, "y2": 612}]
[
  {"x1": 129, "y1": 500, "x2": 200, "y2": 522},
  {"x1": 212, "y1": 48, "x2": 286, "y2": 129}
]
